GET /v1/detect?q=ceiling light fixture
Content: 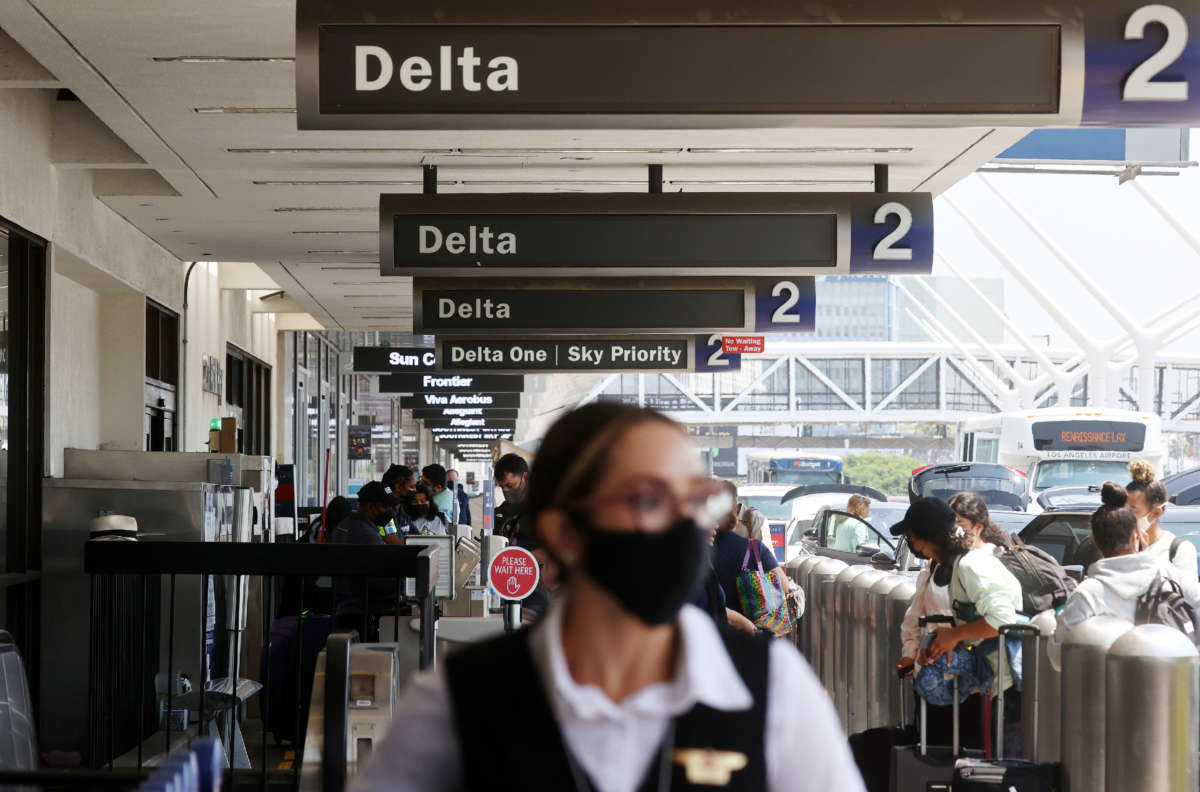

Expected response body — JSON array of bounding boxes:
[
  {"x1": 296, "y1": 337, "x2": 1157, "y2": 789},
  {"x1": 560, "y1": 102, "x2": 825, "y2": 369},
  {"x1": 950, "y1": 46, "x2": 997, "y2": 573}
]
[
  {"x1": 305, "y1": 250, "x2": 376, "y2": 255},
  {"x1": 195, "y1": 107, "x2": 295, "y2": 114},
  {"x1": 667, "y1": 178, "x2": 873, "y2": 186},
  {"x1": 454, "y1": 147, "x2": 683, "y2": 155},
  {"x1": 686, "y1": 146, "x2": 914, "y2": 154},
  {"x1": 291, "y1": 230, "x2": 376, "y2": 235},
  {"x1": 333, "y1": 280, "x2": 393, "y2": 286},
  {"x1": 230, "y1": 147, "x2": 453, "y2": 155},
  {"x1": 274, "y1": 207, "x2": 374, "y2": 213},
  {"x1": 255, "y1": 179, "x2": 457, "y2": 186},
  {"x1": 319, "y1": 266, "x2": 376, "y2": 271},
  {"x1": 153, "y1": 56, "x2": 293, "y2": 63},
  {"x1": 459, "y1": 179, "x2": 646, "y2": 187}
]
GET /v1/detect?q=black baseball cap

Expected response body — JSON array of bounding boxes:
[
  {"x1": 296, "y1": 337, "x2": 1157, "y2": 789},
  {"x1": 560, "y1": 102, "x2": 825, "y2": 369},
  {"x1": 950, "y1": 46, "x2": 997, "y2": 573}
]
[
  {"x1": 357, "y1": 481, "x2": 399, "y2": 507},
  {"x1": 890, "y1": 496, "x2": 956, "y2": 539}
]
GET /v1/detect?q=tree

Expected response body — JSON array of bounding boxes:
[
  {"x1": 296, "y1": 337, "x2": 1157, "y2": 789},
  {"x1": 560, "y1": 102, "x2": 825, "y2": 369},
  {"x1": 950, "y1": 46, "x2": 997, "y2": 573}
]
[{"x1": 843, "y1": 453, "x2": 924, "y2": 496}]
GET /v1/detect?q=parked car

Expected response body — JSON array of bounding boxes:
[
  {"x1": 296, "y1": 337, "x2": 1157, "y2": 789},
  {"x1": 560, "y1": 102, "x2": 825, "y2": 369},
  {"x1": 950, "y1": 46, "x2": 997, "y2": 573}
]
[
  {"x1": 1017, "y1": 505, "x2": 1200, "y2": 578},
  {"x1": 737, "y1": 484, "x2": 796, "y2": 559},
  {"x1": 781, "y1": 484, "x2": 889, "y2": 562},
  {"x1": 1036, "y1": 485, "x2": 1102, "y2": 512},
  {"x1": 909, "y1": 462, "x2": 1029, "y2": 512},
  {"x1": 1164, "y1": 466, "x2": 1200, "y2": 506}
]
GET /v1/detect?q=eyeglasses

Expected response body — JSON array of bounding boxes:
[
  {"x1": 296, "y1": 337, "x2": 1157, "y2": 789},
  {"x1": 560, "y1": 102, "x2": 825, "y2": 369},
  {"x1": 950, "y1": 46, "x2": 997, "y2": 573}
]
[{"x1": 571, "y1": 478, "x2": 732, "y2": 532}]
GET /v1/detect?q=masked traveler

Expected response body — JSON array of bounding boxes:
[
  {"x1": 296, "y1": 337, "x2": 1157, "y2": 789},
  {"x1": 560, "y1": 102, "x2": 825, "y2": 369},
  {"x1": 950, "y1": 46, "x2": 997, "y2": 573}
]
[
  {"x1": 892, "y1": 496, "x2": 989, "y2": 750},
  {"x1": 1051, "y1": 482, "x2": 1200, "y2": 664},
  {"x1": 405, "y1": 485, "x2": 449, "y2": 536},
  {"x1": 494, "y1": 453, "x2": 531, "y2": 543},
  {"x1": 328, "y1": 481, "x2": 401, "y2": 641},
  {"x1": 446, "y1": 468, "x2": 472, "y2": 527},
  {"x1": 895, "y1": 497, "x2": 1023, "y2": 757},
  {"x1": 352, "y1": 403, "x2": 864, "y2": 792},
  {"x1": 422, "y1": 463, "x2": 454, "y2": 518},
  {"x1": 1128, "y1": 459, "x2": 1198, "y2": 578}
]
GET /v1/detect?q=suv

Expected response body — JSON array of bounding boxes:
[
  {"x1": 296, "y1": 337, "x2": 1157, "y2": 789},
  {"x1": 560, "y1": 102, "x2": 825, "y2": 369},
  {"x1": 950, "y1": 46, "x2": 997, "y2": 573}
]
[
  {"x1": 1017, "y1": 505, "x2": 1200, "y2": 577},
  {"x1": 910, "y1": 462, "x2": 1029, "y2": 512}
]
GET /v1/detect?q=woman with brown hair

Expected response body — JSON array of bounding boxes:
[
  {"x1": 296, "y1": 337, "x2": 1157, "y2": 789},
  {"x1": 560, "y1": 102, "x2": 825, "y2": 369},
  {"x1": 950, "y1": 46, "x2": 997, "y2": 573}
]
[
  {"x1": 1127, "y1": 459, "x2": 1198, "y2": 578},
  {"x1": 353, "y1": 403, "x2": 863, "y2": 792}
]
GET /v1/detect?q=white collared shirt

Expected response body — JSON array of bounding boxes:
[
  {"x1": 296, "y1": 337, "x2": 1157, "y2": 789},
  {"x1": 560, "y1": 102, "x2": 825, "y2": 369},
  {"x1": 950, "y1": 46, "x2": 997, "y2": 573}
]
[{"x1": 351, "y1": 603, "x2": 864, "y2": 792}]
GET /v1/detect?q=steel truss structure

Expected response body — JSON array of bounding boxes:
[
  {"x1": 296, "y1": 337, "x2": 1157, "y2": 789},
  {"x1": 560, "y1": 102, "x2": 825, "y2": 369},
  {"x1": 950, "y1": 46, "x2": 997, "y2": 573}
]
[{"x1": 579, "y1": 341, "x2": 1200, "y2": 435}]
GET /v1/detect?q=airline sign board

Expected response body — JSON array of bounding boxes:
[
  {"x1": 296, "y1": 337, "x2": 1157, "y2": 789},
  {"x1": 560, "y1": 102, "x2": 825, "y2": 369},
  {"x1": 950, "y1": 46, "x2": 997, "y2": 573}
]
[
  {"x1": 383, "y1": 193, "x2": 933, "y2": 278},
  {"x1": 415, "y1": 277, "x2": 818, "y2": 335},
  {"x1": 298, "y1": 0, "x2": 1200, "y2": 129}
]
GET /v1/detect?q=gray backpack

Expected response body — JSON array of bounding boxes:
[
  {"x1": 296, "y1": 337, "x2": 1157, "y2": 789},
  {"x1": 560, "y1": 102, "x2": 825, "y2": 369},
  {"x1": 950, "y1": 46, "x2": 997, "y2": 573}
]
[
  {"x1": 1135, "y1": 571, "x2": 1200, "y2": 647},
  {"x1": 997, "y1": 535, "x2": 1077, "y2": 615}
]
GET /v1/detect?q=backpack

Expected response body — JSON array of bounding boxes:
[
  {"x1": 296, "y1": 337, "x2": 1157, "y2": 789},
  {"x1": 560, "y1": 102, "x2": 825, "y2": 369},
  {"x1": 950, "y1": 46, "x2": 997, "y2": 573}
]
[
  {"x1": 1135, "y1": 571, "x2": 1200, "y2": 647},
  {"x1": 997, "y1": 535, "x2": 1077, "y2": 614}
]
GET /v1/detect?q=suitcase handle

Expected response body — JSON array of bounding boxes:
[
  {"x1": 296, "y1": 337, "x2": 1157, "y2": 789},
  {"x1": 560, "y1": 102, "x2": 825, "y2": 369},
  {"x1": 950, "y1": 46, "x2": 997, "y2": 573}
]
[{"x1": 996, "y1": 622, "x2": 1040, "y2": 761}]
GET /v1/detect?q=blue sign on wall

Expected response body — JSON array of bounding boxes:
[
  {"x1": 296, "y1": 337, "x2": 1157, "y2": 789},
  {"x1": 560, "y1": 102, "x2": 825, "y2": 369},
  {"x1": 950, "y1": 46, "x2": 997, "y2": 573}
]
[{"x1": 693, "y1": 334, "x2": 742, "y2": 373}]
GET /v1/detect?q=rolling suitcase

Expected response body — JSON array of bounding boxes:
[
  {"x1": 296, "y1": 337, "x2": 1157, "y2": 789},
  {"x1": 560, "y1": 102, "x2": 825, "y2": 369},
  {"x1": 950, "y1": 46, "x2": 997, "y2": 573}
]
[
  {"x1": 890, "y1": 616, "x2": 983, "y2": 792},
  {"x1": 951, "y1": 624, "x2": 1061, "y2": 791},
  {"x1": 851, "y1": 671, "x2": 918, "y2": 792}
]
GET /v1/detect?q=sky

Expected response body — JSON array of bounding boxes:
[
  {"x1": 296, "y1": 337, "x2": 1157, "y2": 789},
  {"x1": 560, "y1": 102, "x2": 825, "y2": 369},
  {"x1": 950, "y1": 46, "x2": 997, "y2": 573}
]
[{"x1": 933, "y1": 129, "x2": 1200, "y2": 358}]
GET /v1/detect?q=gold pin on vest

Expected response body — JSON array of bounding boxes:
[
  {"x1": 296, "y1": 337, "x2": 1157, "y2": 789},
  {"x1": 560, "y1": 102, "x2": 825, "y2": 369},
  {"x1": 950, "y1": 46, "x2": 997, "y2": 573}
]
[{"x1": 672, "y1": 749, "x2": 748, "y2": 786}]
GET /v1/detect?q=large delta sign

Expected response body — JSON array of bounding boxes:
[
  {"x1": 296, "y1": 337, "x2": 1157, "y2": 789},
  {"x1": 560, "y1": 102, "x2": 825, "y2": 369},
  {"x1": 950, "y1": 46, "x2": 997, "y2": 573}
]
[
  {"x1": 417, "y1": 277, "x2": 815, "y2": 335},
  {"x1": 298, "y1": 1, "x2": 1200, "y2": 129},
  {"x1": 381, "y1": 193, "x2": 933, "y2": 278}
]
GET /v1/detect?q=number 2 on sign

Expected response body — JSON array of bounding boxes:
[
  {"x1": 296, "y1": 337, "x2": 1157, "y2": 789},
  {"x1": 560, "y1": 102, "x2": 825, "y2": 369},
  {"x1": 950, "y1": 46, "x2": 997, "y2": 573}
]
[
  {"x1": 873, "y1": 202, "x2": 913, "y2": 261},
  {"x1": 1124, "y1": 5, "x2": 1189, "y2": 102},
  {"x1": 771, "y1": 282, "x2": 802, "y2": 324},
  {"x1": 706, "y1": 334, "x2": 731, "y2": 367}
]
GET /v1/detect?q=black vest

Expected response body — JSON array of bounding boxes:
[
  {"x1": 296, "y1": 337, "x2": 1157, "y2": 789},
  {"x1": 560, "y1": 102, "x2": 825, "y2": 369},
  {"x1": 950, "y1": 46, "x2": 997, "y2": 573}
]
[{"x1": 445, "y1": 625, "x2": 769, "y2": 791}]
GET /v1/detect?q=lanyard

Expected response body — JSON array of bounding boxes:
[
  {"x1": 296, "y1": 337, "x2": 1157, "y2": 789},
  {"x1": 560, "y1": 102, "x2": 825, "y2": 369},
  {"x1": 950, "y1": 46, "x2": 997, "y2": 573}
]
[{"x1": 564, "y1": 719, "x2": 676, "y2": 792}]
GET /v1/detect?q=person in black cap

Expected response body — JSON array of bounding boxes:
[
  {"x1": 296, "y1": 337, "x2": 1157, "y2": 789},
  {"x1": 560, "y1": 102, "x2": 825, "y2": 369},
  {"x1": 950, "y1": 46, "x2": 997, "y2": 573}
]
[
  {"x1": 891, "y1": 496, "x2": 1023, "y2": 755},
  {"x1": 329, "y1": 480, "x2": 402, "y2": 641}
]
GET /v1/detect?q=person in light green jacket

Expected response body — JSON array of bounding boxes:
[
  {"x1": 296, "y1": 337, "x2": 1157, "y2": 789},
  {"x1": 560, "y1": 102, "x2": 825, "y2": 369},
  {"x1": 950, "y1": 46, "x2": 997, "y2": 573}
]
[{"x1": 895, "y1": 496, "x2": 1023, "y2": 755}]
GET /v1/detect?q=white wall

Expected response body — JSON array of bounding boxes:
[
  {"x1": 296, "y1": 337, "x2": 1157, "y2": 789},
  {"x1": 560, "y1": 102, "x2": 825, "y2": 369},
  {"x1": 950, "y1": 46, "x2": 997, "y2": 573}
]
[
  {"x1": 0, "y1": 89, "x2": 280, "y2": 473},
  {"x1": 47, "y1": 275, "x2": 101, "y2": 467},
  {"x1": 180, "y1": 263, "x2": 278, "y2": 454}
]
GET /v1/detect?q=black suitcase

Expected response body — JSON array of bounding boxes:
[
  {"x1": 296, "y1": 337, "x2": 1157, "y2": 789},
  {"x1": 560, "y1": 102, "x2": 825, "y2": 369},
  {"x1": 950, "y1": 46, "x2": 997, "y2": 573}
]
[
  {"x1": 851, "y1": 719, "x2": 917, "y2": 792},
  {"x1": 260, "y1": 612, "x2": 333, "y2": 745},
  {"x1": 891, "y1": 616, "x2": 984, "y2": 792},
  {"x1": 951, "y1": 624, "x2": 1061, "y2": 791}
]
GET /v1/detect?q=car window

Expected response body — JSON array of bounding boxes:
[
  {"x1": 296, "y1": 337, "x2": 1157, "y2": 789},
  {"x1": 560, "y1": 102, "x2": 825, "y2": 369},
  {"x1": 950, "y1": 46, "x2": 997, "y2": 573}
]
[
  {"x1": 912, "y1": 471, "x2": 1025, "y2": 511},
  {"x1": 741, "y1": 496, "x2": 792, "y2": 521},
  {"x1": 826, "y1": 511, "x2": 894, "y2": 553},
  {"x1": 1021, "y1": 514, "x2": 1090, "y2": 564}
]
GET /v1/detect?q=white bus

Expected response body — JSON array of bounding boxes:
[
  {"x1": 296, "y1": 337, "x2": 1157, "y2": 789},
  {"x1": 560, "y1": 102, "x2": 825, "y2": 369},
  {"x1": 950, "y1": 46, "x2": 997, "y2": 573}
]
[{"x1": 958, "y1": 408, "x2": 1164, "y2": 502}]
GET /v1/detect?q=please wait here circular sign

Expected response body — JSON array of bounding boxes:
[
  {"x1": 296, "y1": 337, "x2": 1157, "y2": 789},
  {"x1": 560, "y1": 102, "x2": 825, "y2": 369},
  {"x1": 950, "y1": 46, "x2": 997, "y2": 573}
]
[{"x1": 488, "y1": 546, "x2": 540, "y2": 601}]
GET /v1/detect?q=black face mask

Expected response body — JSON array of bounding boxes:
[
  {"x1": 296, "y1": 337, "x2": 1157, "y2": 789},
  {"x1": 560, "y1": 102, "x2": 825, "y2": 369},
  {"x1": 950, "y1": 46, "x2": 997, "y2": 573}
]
[
  {"x1": 373, "y1": 508, "x2": 397, "y2": 528},
  {"x1": 406, "y1": 504, "x2": 429, "y2": 520},
  {"x1": 579, "y1": 516, "x2": 710, "y2": 626}
]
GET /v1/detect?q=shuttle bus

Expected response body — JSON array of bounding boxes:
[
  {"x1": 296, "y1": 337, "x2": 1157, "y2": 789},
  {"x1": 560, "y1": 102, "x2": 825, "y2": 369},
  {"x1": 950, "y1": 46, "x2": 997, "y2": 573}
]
[
  {"x1": 747, "y1": 453, "x2": 847, "y2": 486},
  {"x1": 958, "y1": 408, "x2": 1164, "y2": 503}
]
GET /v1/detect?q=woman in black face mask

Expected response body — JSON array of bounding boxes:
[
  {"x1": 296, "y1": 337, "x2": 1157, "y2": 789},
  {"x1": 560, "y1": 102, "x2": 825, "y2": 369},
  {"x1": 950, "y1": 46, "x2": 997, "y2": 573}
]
[{"x1": 353, "y1": 404, "x2": 865, "y2": 792}]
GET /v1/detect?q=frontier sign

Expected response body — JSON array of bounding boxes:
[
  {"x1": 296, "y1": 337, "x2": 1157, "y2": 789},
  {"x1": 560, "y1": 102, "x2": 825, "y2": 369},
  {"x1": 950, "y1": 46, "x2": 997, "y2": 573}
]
[{"x1": 298, "y1": 1, "x2": 1200, "y2": 129}]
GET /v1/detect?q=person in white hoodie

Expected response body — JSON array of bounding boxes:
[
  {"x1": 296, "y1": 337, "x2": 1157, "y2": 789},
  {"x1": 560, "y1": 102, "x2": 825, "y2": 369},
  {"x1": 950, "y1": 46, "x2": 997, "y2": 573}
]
[
  {"x1": 1127, "y1": 459, "x2": 1199, "y2": 579},
  {"x1": 1052, "y1": 481, "x2": 1200, "y2": 667}
]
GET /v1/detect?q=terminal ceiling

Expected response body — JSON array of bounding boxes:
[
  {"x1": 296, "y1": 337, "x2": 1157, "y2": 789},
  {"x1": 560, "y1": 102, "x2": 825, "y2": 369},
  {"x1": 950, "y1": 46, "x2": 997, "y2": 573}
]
[{"x1": 0, "y1": 0, "x2": 1031, "y2": 330}]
